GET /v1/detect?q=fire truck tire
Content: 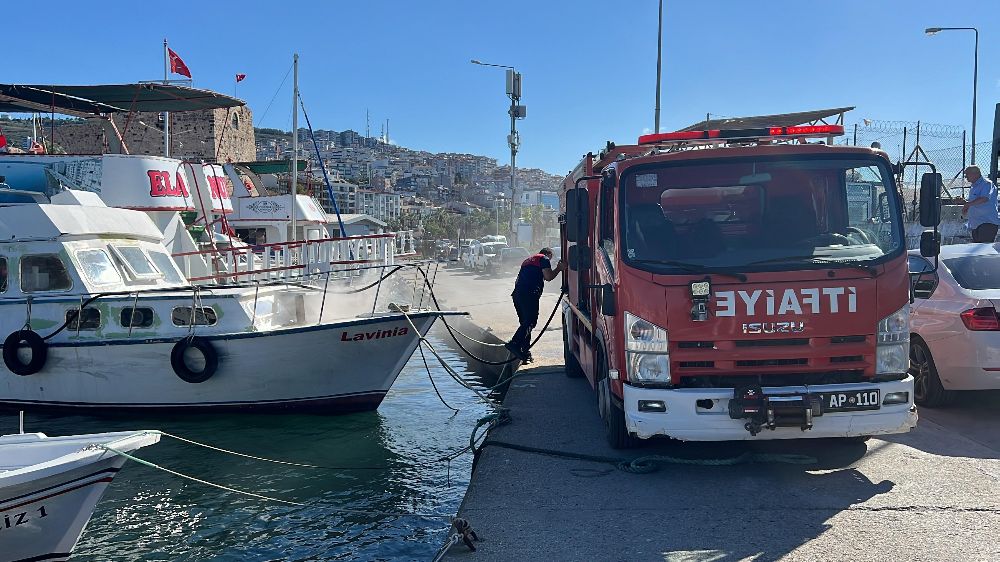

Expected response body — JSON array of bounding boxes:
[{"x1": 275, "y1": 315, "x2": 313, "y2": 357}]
[
  {"x1": 597, "y1": 347, "x2": 640, "y2": 449},
  {"x1": 910, "y1": 339, "x2": 954, "y2": 407},
  {"x1": 562, "y1": 322, "x2": 584, "y2": 378}
]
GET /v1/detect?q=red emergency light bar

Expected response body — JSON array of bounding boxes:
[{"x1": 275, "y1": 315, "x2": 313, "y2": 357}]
[{"x1": 638, "y1": 124, "x2": 845, "y2": 145}]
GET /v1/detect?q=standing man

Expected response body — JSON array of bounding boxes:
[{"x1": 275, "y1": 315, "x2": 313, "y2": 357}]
[
  {"x1": 506, "y1": 248, "x2": 565, "y2": 362},
  {"x1": 961, "y1": 166, "x2": 1000, "y2": 243}
]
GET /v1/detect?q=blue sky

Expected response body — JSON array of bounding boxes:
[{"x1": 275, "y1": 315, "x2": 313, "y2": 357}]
[{"x1": 4, "y1": 0, "x2": 997, "y2": 174}]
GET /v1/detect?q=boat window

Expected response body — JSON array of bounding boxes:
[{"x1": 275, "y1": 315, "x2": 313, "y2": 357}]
[
  {"x1": 148, "y1": 251, "x2": 186, "y2": 284},
  {"x1": 0, "y1": 256, "x2": 6, "y2": 293},
  {"x1": 66, "y1": 307, "x2": 101, "y2": 331},
  {"x1": 77, "y1": 249, "x2": 123, "y2": 285},
  {"x1": 111, "y1": 246, "x2": 160, "y2": 279},
  {"x1": 121, "y1": 307, "x2": 155, "y2": 328},
  {"x1": 172, "y1": 306, "x2": 218, "y2": 327},
  {"x1": 20, "y1": 254, "x2": 73, "y2": 292}
]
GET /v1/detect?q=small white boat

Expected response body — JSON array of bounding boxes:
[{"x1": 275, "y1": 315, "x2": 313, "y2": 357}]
[{"x1": 0, "y1": 429, "x2": 160, "y2": 562}]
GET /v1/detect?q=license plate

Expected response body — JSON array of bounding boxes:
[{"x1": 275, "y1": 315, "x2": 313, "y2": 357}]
[{"x1": 819, "y1": 390, "x2": 880, "y2": 412}]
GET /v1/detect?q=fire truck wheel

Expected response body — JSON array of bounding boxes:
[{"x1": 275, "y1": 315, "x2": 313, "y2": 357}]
[
  {"x1": 562, "y1": 322, "x2": 584, "y2": 378},
  {"x1": 910, "y1": 339, "x2": 954, "y2": 408},
  {"x1": 597, "y1": 348, "x2": 640, "y2": 449}
]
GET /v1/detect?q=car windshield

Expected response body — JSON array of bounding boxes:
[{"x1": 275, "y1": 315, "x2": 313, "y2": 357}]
[
  {"x1": 943, "y1": 255, "x2": 1000, "y2": 290},
  {"x1": 621, "y1": 155, "x2": 903, "y2": 273}
]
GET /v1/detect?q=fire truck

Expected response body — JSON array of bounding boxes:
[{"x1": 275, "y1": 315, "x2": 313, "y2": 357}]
[{"x1": 560, "y1": 124, "x2": 942, "y2": 447}]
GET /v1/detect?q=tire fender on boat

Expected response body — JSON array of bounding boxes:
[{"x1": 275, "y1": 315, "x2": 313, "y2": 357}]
[
  {"x1": 170, "y1": 337, "x2": 219, "y2": 383},
  {"x1": 3, "y1": 330, "x2": 48, "y2": 376}
]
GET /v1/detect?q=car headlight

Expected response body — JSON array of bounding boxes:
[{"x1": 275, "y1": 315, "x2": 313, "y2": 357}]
[
  {"x1": 625, "y1": 312, "x2": 670, "y2": 384},
  {"x1": 876, "y1": 305, "x2": 909, "y2": 375}
]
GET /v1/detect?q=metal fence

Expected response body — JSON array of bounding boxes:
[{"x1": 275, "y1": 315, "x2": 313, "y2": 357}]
[{"x1": 840, "y1": 120, "x2": 992, "y2": 200}]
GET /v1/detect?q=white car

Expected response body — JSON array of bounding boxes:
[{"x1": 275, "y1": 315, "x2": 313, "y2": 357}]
[{"x1": 909, "y1": 244, "x2": 1000, "y2": 406}]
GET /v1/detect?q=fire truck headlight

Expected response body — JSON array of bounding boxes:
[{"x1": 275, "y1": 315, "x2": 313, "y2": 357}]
[
  {"x1": 625, "y1": 311, "x2": 668, "y2": 352},
  {"x1": 876, "y1": 306, "x2": 910, "y2": 375},
  {"x1": 628, "y1": 352, "x2": 671, "y2": 383}
]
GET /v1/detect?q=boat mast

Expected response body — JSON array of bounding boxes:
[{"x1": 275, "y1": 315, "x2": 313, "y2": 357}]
[
  {"x1": 163, "y1": 39, "x2": 170, "y2": 157},
  {"x1": 290, "y1": 53, "x2": 298, "y2": 243}
]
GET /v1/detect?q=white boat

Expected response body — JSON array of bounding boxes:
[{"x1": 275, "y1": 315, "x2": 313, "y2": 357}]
[
  {"x1": 0, "y1": 429, "x2": 159, "y2": 562},
  {"x1": 0, "y1": 193, "x2": 452, "y2": 412}
]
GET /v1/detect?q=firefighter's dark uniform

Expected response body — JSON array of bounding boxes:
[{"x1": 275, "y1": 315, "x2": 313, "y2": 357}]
[{"x1": 507, "y1": 253, "x2": 551, "y2": 360}]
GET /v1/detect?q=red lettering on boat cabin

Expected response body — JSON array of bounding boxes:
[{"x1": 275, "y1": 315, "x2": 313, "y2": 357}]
[{"x1": 148, "y1": 170, "x2": 189, "y2": 198}]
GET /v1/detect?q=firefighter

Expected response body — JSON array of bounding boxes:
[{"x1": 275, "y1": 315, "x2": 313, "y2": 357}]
[{"x1": 505, "y1": 248, "x2": 565, "y2": 362}]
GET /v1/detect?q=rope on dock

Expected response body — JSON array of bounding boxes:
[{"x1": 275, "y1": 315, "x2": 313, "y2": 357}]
[{"x1": 479, "y1": 440, "x2": 817, "y2": 473}]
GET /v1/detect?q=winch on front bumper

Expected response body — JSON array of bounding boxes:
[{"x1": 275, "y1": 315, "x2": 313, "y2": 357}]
[{"x1": 622, "y1": 376, "x2": 918, "y2": 441}]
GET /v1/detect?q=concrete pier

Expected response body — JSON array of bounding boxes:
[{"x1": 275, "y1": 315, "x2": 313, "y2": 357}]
[{"x1": 427, "y1": 265, "x2": 1000, "y2": 561}]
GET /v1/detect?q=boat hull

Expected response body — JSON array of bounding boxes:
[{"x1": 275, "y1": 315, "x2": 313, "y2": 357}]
[
  {"x1": 0, "y1": 431, "x2": 159, "y2": 562},
  {"x1": 0, "y1": 312, "x2": 441, "y2": 413},
  {"x1": 1, "y1": 457, "x2": 125, "y2": 562}
]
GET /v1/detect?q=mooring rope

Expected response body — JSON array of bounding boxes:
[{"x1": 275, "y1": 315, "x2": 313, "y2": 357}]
[{"x1": 102, "y1": 445, "x2": 458, "y2": 519}]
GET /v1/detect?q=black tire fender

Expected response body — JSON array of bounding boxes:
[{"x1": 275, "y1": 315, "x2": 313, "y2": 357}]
[
  {"x1": 3, "y1": 330, "x2": 48, "y2": 376},
  {"x1": 170, "y1": 336, "x2": 219, "y2": 383}
]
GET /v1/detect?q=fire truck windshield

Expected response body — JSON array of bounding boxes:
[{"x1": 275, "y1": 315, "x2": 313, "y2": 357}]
[{"x1": 621, "y1": 156, "x2": 903, "y2": 273}]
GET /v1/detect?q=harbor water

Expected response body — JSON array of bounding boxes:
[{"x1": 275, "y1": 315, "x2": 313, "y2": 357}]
[{"x1": 2, "y1": 336, "x2": 495, "y2": 561}]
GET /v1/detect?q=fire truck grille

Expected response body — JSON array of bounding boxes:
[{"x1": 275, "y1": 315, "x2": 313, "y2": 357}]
[
  {"x1": 831, "y1": 355, "x2": 864, "y2": 363},
  {"x1": 736, "y1": 358, "x2": 809, "y2": 367},
  {"x1": 678, "y1": 341, "x2": 715, "y2": 349},
  {"x1": 735, "y1": 338, "x2": 809, "y2": 347},
  {"x1": 670, "y1": 335, "x2": 874, "y2": 381},
  {"x1": 680, "y1": 361, "x2": 716, "y2": 368},
  {"x1": 678, "y1": 370, "x2": 867, "y2": 388}
]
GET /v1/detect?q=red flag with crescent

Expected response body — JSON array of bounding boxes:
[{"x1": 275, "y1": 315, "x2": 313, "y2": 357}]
[{"x1": 168, "y1": 48, "x2": 192, "y2": 78}]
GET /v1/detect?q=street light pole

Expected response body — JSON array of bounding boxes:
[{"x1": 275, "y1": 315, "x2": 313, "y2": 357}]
[
  {"x1": 472, "y1": 59, "x2": 525, "y2": 245},
  {"x1": 654, "y1": 0, "x2": 663, "y2": 134},
  {"x1": 925, "y1": 26, "x2": 980, "y2": 164}
]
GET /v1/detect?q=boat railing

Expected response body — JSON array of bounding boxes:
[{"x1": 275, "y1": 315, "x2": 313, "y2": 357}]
[{"x1": 172, "y1": 232, "x2": 405, "y2": 284}]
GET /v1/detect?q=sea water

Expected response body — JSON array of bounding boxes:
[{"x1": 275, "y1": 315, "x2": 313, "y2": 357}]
[{"x1": 4, "y1": 336, "x2": 493, "y2": 561}]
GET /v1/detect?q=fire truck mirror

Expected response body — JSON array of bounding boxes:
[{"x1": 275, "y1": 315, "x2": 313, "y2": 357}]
[
  {"x1": 601, "y1": 169, "x2": 617, "y2": 190},
  {"x1": 919, "y1": 173, "x2": 942, "y2": 227},
  {"x1": 919, "y1": 229, "x2": 940, "y2": 258},
  {"x1": 568, "y1": 244, "x2": 592, "y2": 271},
  {"x1": 566, "y1": 188, "x2": 590, "y2": 242},
  {"x1": 600, "y1": 284, "x2": 617, "y2": 316}
]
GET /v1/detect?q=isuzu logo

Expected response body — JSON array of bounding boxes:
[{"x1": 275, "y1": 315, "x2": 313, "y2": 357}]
[
  {"x1": 742, "y1": 321, "x2": 806, "y2": 334},
  {"x1": 715, "y1": 287, "x2": 857, "y2": 317}
]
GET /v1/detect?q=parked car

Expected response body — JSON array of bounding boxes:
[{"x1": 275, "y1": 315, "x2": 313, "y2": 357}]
[
  {"x1": 499, "y1": 246, "x2": 531, "y2": 273},
  {"x1": 472, "y1": 241, "x2": 508, "y2": 272},
  {"x1": 480, "y1": 234, "x2": 508, "y2": 245},
  {"x1": 909, "y1": 244, "x2": 1000, "y2": 406},
  {"x1": 447, "y1": 245, "x2": 461, "y2": 262}
]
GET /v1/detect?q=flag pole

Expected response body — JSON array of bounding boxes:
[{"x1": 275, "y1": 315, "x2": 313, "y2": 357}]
[{"x1": 163, "y1": 38, "x2": 170, "y2": 157}]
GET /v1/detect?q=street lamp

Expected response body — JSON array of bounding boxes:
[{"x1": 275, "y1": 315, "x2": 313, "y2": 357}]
[
  {"x1": 925, "y1": 26, "x2": 979, "y2": 165},
  {"x1": 471, "y1": 59, "x2": 526, "y2": 245}
]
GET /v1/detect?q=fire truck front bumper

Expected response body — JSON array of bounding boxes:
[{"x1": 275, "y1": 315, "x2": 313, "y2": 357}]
[{"x1": 622, "y1": 376, "x2": 918, "y2": 441}]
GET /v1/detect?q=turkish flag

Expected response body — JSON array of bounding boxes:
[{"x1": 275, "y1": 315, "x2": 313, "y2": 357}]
[
  {"x1": 168, "y1": 48, "x2": 192, "y2": 78},
  {"x1": 236, "y1": 73, "x2": 246, "y2": 83}
]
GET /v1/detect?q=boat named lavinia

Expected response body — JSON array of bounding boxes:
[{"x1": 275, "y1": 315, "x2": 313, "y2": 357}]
[{"x1": 0, "y1": 191, "x2": 455, "y2": 412}]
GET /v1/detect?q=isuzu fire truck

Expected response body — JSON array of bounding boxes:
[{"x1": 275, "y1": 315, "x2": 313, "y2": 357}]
[{"x1": 560, "y1": 124, "x2": 942, "y2": 447}]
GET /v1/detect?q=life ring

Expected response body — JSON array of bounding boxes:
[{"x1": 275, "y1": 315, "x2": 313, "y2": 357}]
[
  {"x1": 170, "y1": 337, "x2": 219, "y2": 383},
  {"x1": 3, "y1": 330, "x2": 48, "y2": 376}
]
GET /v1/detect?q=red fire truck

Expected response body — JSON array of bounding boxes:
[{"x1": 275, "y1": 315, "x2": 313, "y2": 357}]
[{"x1": 560, "y1": 124, "x2": 942, "y2": 447}]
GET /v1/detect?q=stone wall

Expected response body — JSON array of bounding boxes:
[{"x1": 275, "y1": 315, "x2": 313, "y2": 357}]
[{"x1": 53, "y1": 106, "x2": 255, "y2": 162}]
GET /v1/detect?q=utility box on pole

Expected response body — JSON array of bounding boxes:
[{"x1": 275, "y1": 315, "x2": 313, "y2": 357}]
[{"x1": 506, "y1": 70, "x2": 521, "y2": 98}]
